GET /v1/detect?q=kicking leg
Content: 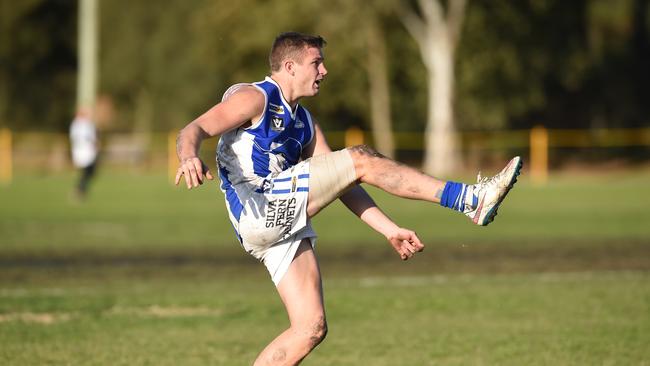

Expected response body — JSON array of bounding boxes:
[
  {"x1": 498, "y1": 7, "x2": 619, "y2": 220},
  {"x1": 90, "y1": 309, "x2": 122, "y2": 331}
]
[
  {"x1": 305, "y1": 145, "x2": 446, "y2": 219},
  {"x1": 305, "y1": 146, "x2": 521, "y2": 226},
  {"x1": 253, "y1": 239, "x2": 327, "y2": 366},
  {"x1": 346, "y1": 145, "x2": 522, "y2": 226}
]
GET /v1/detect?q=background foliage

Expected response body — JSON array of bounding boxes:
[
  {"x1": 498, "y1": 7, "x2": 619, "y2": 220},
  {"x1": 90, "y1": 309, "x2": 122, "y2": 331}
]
[{"x1": 1, "y1": 0, "x2": 648, "y2": 132}]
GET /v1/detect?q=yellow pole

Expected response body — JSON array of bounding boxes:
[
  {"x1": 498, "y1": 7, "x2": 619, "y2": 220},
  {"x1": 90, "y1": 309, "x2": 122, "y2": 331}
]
[
  {"x1": 168, "y1": 130, "x2": 178, "y2": 183},
  {"x1": 345, "y1": 126, "x2": 364, "y2": 147},
  {"x1": 0, "y1": 128, "x2": 12, "y2": 184},
  {"x1": 530, "y1": 125, "x2": 548, "y2": 185}
]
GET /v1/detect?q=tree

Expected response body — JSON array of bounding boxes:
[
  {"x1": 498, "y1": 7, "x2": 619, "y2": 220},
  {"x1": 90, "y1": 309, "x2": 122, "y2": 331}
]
[
  {"x1": 399, "y1": 0, "x2": 467, "y2": 175},
  {"x1": 100, "y1": 0, "x2": 213, "y2": 132},
  {"x1": 365, "y1": 11, "x2": 396, "y2": 159},
  {"x1": 316, "y1": 0, "x2": 396, "y2": 158},
  {"x1": 0, "y1": 0, "x2": 77, "y2": 131}
]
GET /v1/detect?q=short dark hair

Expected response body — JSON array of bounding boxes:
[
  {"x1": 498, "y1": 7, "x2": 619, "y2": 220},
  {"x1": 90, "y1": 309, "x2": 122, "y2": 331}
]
[{"x1": 269, "y1": 32, "x2": 326, "y2": 73}]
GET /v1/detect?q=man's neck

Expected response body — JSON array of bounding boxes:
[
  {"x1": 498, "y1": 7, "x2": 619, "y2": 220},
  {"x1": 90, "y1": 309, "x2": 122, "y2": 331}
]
[{"x1": 269, "y1": 74, "x2": 299, "y2": 109}]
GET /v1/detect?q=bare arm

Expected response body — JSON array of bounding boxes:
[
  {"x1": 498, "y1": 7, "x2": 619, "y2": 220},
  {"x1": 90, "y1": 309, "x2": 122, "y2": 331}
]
[
  {"x1": 339, "y1": 186, "x2": 424, "y2": 260},
  {"x1": 175, "y1": 86, "x2": 264, "y2": 189},
  {"x1": 304, "y1": 122, "x2": 424, "y2": 260}
]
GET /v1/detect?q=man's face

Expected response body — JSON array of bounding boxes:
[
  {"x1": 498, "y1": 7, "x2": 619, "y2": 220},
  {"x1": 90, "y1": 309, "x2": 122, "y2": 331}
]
[{"x1": 293, "y1": 46, "x2": 327, "y2": 97}]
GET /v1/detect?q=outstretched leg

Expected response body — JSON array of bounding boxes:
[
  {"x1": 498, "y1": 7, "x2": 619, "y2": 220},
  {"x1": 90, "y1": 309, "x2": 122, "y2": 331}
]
[
  {"x1": 306, "y1": 145, "x2": 446, "y2": 218},
  {"x1": 253, "y1": 239, "x2": 327, "y2": 366},
  {"x1": 307, "y1": 145, "x2": 522, "y2": 226}
]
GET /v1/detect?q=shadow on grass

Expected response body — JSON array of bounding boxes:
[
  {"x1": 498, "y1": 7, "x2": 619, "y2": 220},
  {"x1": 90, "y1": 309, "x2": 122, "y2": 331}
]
[{"x1": 1, "y1": 239, "x2": 648, "y2": 283}]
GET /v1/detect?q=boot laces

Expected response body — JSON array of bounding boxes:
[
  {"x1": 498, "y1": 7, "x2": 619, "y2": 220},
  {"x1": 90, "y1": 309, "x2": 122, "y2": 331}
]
[{"x1": 475, "y1": 171, "x2": 500, "y2": 193}]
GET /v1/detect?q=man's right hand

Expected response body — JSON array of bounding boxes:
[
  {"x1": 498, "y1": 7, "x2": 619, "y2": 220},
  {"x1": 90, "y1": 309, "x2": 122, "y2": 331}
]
[{"x1": 175, "y1": 156, "x2": 214, "y2": 189}]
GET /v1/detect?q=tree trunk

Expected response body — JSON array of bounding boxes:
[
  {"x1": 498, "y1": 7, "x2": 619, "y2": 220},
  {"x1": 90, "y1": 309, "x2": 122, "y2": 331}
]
[
  {"x1": 77, "y1": 0, "x2": 99, "y2": 112},
  {"x1": 366, "y1": 17, "x2": 395, "y2": 159},
  {"x1": 398, "y1": 0, "x2": 466, "y2": 176},
  {"x1": 423, "y1": 34, "x2": 460, "y2": 175}
]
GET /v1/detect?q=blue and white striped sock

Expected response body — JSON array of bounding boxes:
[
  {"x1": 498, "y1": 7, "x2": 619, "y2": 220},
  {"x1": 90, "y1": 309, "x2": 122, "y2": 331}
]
[{"x1": 440, "y1": 181, "x2": 471, "y2": 212}]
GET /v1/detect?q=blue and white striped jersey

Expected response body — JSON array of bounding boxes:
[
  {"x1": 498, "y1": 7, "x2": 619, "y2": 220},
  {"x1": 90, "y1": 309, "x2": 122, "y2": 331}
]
[{"x1": 216, "y1": 76, "x2": 315, "y2": 223}]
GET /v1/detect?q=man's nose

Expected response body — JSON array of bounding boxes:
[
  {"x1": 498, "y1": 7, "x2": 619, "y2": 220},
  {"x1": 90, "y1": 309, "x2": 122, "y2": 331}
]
[{"x1": 319, "y1": 64, "x2": 328, "y2": 76}]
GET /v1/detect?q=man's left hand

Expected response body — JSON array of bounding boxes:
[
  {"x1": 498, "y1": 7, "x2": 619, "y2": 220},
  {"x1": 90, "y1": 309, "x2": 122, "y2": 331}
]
[{"x1": 386, "y1": 228, "x2": 424, "y2": 260}]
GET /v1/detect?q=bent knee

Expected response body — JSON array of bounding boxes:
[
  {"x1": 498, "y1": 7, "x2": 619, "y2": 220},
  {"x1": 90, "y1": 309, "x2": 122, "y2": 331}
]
[
  {"x1": 294, "y1": 316, "x2": 328, "y2": 347},
  {"x1": 347, "y1": 144, "x2": 384, "y2": 159},
  {"x1": 346, "y1": 144, "x2": 385, "y2": 177},
  {"x1": 309, "y1": 316, "x2": 328, "y2": 346}
]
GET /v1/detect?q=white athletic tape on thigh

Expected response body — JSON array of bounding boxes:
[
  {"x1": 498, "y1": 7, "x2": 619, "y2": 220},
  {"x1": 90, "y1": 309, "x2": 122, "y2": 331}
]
[{"x1": 308, "y1": 149, "x2": 357, "y2": 213}]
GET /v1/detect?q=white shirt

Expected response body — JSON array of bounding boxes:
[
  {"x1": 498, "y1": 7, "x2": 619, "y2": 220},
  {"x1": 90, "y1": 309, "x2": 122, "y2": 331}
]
[{"x1": 69, "y1": 116, "x2": 97, "y2": 168}]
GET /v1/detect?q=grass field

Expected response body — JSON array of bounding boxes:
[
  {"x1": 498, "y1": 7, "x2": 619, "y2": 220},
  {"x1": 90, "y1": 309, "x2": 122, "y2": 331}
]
[{"x1": 1, "y1": 170, "x2": 649, "y2": 365}]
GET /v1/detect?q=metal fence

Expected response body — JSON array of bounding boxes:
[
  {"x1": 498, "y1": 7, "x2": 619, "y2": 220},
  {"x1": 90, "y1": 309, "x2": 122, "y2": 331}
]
[{"x1": 0, "y1": 127, "x2": 649, "y2": 185}]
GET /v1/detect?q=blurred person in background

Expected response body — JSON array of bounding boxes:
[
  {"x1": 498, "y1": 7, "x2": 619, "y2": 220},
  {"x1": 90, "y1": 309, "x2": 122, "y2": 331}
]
[
  {"x1": 175, "y1": 32, "x2": 521, "y2": 365},
  {"x1": 69, "y1": 108, "x2": 99, "y2": 201}
]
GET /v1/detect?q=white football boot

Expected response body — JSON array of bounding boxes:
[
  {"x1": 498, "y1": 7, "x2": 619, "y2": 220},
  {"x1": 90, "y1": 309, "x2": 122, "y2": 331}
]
[{"x1": 463, "y1": 156, "x2": 522, "y2": 226}]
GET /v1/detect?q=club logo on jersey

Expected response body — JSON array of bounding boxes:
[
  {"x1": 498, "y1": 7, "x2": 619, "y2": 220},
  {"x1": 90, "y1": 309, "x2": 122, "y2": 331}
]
[
  {"x1": 255, "y1": 178, "x2": 273, "y2": 193},
  {"x1": 291, "y1": 176, "x2": 297, "y2": 192},
  {"x1": 271, "y1": 115, "x2": 284, "y2": 131},
  {"x1": 269, "y1": 103, "x2": 284, "y2": 114},
  {"x1": 294, "y1": 118, "x2": 304, "y2": 128}
]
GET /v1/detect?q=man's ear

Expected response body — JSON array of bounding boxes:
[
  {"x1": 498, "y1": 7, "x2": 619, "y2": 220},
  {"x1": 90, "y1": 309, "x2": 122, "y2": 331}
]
[{"x1": 284, "y1": 59, "x2": 296, "y2": 76}]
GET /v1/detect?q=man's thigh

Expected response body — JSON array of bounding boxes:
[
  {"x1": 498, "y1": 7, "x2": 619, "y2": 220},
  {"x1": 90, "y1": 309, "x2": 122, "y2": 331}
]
[
  {"x1": 276, "y1": 239, "x2": 325, "y2": 325},
  {"x1": 307, "y1": 149, "x2": 357, "y2": 216}
]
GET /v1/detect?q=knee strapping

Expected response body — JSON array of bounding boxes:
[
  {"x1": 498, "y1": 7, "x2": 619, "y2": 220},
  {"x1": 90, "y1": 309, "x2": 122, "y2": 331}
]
[{"x1": 308, "y1": 150, "x2": 357, "y2": 213}]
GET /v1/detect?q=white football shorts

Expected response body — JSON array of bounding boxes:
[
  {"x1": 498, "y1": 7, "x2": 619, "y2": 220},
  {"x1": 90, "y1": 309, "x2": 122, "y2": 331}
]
[{"x1": 236, "y1": 149, "x2": 356, "y2": 286}]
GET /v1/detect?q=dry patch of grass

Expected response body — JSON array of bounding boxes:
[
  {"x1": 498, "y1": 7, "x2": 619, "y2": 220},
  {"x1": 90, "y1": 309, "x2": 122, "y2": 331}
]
[
  {"x1": 106, "y1": 305, "x2": 223, "y2": 318},
  {"x1": 0, "y1": 305, "x2": 223, "y2": 325},
  {"x1": 0, "y1": 312, "x2": 73, "y2": 324}
]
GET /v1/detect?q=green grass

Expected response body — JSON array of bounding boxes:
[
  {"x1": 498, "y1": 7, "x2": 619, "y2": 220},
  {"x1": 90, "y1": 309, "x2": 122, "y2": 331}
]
[
  {"x1": 1, "y1": 170, "x2": 649, "y2": 253},
  {"x1": 1, "y1": 268, "x2": 648, "y2": 365},
  {"x1": 1, "y1": 170, "x2": 649, "y2": 365}
]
